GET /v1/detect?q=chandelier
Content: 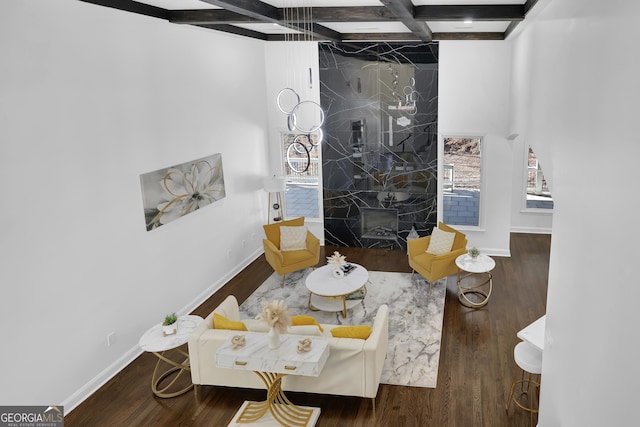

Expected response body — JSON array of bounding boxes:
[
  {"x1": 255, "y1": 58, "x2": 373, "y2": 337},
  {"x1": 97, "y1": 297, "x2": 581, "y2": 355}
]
[{"x1": 276, "y1": 0, "x2": 325, "y2": 174}]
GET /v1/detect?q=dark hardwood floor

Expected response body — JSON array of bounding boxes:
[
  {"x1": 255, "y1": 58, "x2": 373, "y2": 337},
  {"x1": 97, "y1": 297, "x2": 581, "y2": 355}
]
[{"x1": 65, "y1": 233, "x2": 549, "y2": 427}]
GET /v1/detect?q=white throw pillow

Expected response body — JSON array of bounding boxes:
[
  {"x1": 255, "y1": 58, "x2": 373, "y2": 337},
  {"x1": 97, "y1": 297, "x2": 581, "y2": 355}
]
[
  {"x1": 280, "y1": 225, "x2": 308, "y2": 251},
  {"x1": 286, "y1": 325, "x2": 322, "y2": 336},
  {"x1": 426, "y1": 227, "x2": 455, "y2": 255},
  {"x1": 243, "y1": 318, "x2": 270, "y2": 333}
]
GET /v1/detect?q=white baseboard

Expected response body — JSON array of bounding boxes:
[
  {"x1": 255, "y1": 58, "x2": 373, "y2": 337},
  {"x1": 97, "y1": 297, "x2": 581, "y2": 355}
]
[
  {"x1": 62, "y1": 248, "x2": 265, "y2": 414},
  {"x1": 62, "y1": 345, "x2": 143, "y2": 415},
  {"x1": 511, "y1": 226, "x2": 552, "y2": 234},
  {"x1": 481, "y1": 247, "x2": 511, "y2": 257}
]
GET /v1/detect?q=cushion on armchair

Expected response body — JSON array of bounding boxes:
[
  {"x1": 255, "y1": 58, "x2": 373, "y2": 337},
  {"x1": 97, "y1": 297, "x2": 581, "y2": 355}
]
[
  {"x1": 280, "y1": 226, "x2": 308, "y2": 251},
  {"x1": 426, "y1": 226, "x2": 455, "y2": 255},
  {"x1": 263, "y1": 217, "x2": 305, "y2": 249}
]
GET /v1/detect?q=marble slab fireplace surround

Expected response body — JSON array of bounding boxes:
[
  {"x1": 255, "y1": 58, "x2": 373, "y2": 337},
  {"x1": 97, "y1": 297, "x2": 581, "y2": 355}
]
[{"x1": 319, "y1": 42, "x2": 439, "y2": 249}]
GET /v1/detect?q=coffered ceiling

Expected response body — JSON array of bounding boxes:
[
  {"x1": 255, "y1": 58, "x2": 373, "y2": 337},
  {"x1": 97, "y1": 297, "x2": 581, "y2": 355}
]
[{"x1": 80, "y1": 0, "x2": 541, "y2": 41}]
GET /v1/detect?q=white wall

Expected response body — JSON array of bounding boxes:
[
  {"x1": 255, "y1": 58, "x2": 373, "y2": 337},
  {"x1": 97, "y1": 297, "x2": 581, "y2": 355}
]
[
  {"x1": 438, "y1": 41, "x2": 515, "y2": 255},
  {"x1": 508, "y1": 18, "x2": 554, "y2": 234},
  {"x1": 510, "y1": 1, "x2": 640, "y2": 425},
  {"x1": 0, "y1": 0, "x2": 269, "y2": 410}
]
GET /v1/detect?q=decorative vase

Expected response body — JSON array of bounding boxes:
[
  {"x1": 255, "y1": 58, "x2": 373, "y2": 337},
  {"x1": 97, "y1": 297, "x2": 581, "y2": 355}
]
[{"x1": 267, "y1": 326, "x2": 280, "y2": 349}]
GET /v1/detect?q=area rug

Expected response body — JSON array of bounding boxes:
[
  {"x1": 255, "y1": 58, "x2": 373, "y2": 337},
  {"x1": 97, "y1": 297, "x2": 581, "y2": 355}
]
[{"x1": 238, "y1": 269, "x2": 448, "y2": 388}]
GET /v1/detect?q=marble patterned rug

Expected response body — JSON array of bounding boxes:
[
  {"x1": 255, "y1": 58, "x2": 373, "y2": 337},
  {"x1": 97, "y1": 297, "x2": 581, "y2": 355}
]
[{"x1": 238, "y1": 269, "x2": 448, "y2": 388}]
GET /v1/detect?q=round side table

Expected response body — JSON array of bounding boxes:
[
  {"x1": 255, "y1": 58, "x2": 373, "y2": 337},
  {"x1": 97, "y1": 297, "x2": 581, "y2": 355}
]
[
  {"x1": 455, "y1": 254, "x2": 496, "y2": 308},
  {"x1": 139, "y1": 314, "x2": 203, "y2": 398}
]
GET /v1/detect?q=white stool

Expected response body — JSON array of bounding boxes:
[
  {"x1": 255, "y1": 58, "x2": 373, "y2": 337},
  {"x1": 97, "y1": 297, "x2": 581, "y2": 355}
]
[{"x1": 505, "y1": 341, "x2": 542, "y2": 426}]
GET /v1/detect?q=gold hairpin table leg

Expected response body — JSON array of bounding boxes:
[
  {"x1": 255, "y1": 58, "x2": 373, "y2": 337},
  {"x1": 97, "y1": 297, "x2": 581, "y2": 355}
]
[
  {"x1": 235, "y1": 372, "x2": 315, "y2": 427},
  {"x1": 150, "y1": 348, "x2": 193, "y2": 398}
]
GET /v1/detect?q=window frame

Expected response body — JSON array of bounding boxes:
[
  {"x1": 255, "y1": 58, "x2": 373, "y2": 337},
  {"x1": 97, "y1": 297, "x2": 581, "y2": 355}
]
[
  {"x1": 280, "y1": 130, "x2": 323, "y2": 221},
  {"x1": 439, "y1": 134, "x2": 486, "y2": 230},
  {"x1": 521, "y1": 144, "x2": 554, "y2": 214}
]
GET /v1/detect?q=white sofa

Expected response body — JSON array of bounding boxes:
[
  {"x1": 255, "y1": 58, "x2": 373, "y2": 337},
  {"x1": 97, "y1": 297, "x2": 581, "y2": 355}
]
[{"x1": 188, "y1": 295, "x2": 389, "y2": 404}]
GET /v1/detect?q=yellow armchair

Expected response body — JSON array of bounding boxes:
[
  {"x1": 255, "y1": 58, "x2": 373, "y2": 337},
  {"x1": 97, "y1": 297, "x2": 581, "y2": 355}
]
[
  {"x1": 263, "y1": 217, "x2": 320, "y2": 285},
  {"x1": 408, "y1": 222, "x2": 468, "y2": 292}
]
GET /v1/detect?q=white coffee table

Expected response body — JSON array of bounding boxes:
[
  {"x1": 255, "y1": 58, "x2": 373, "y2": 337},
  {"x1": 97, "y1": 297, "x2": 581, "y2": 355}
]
[
  {"x1": 455, "y1": 254, "x2": 496, "y2": 308},
  {"x1": 139, "y1": 314, "x2": 203, "y2": 398},
  {"x1": 305, "y1": 263, "x2": 368, "y2": 318}
]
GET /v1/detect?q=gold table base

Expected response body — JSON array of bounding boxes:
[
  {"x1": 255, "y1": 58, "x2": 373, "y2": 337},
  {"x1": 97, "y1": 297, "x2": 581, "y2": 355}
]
[
  {"x1": 235, "y1": 372, "x2": 315, "y2": 426},
  {"x1": 150, "y1": 347, "x2": 193, "y2": 398},
  {"x1": 456, "y1": 270, "x2": 493, "y2": 308},
  {"x1": 307, "y1": 285, "x2": 367, "y2": 318}
]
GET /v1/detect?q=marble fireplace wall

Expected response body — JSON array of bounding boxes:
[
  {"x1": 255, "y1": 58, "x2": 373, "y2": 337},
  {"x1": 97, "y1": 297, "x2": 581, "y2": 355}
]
[{"x1": 319, "y1": 42, "x2": 439, "y2": 249}]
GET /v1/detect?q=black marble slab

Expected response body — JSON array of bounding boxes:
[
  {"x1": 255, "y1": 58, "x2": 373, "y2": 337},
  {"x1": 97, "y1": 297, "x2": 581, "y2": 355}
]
[{"x1": 319, "y1": 42, "x2": 439, "y2": 249}]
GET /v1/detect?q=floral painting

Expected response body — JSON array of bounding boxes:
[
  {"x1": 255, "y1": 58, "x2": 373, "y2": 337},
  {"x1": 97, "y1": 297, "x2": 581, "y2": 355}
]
[{"x1": 140, "y1": 153, "x2": 225, "y2": 231}]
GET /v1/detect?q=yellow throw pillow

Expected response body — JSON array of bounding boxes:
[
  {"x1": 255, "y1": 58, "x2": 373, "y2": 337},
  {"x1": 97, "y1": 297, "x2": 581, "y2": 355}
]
[
  {"x1": 213, "y1": 313, "x2": 248, "y2": 331},
  {"x1": 330, "y1": 325, "x2": 372, "y2": 339},
  {"x1": 291, "y1": 315, "x2": 324, "y2": 332}
]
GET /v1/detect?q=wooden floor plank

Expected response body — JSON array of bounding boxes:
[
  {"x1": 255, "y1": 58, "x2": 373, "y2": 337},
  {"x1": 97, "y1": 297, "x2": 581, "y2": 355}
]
[{"x1": 65, "y1": 233, "x2": 549, "y2": 427}]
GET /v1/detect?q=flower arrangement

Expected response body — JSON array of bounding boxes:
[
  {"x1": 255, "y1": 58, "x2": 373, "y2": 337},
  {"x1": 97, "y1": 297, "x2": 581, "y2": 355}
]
[
  {"x1": 327, "y1": 251, "x2": 347, "y2": 267},
  {"x1": 468, "y1": 247, "x2": 480, "y2": 259},
  {"x1": 256, "y1": 300, "x2": 291, "y2": 333}
]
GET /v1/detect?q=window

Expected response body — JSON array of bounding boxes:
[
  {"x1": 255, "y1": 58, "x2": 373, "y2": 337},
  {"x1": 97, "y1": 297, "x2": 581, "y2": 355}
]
[
  {"x1": 525, "y1": 146, "x2": 553, "y2": 210},
  {"x1": 442, "y1": 137, "x2": 482, "y2": 227},
  {"x1": 282, "y1": 131, "x2": 321, "y2": 219}
]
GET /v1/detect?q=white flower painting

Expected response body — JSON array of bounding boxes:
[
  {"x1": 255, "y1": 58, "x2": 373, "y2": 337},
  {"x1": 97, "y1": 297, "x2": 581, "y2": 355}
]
[{"x1": 140, "y1": 153, "x2": 225, "y2": 231}]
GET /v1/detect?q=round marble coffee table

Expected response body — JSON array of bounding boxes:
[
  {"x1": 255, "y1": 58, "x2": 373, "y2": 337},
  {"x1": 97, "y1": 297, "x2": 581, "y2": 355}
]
[
  {"x1": 455, "y1": 254, "x2": 496, "y2": 308},
  {"x1": 139, "y1": 314, "x2": 203, "y2": 398},
  {"x1": 305, "y1": 264, "x2": 368, "y2": 318}
]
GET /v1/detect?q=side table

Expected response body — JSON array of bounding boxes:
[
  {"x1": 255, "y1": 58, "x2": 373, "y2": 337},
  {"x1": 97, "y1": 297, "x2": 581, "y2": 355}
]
[
  {"x1": 455, "y1": 254, "x2": 496, "y2": 308},
  {"x1": 139, "y1": 314, "x2": 203, "y2": 398},
  {"x1": 216, "y1": 332, "x2": 329, "y2": 426}
]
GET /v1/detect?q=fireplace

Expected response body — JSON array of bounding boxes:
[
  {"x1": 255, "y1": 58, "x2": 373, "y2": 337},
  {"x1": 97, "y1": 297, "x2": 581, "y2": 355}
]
[{"x1": 360, "y1": 208, "x2": 398, "y2": 241}]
